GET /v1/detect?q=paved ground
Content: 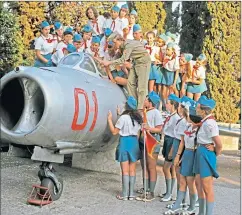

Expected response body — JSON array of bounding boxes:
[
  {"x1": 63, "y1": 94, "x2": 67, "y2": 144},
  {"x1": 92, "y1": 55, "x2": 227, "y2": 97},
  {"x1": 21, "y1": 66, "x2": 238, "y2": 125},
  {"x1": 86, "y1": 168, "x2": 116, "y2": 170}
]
[{"x1": 1, "y1": 152, "x2": 240, "y2": 215}]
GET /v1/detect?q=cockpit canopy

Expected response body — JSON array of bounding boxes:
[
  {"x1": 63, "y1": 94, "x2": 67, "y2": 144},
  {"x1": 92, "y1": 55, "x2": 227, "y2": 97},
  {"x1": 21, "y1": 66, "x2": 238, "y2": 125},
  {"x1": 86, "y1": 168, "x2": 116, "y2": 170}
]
[{"x1": 58, "y1": 52, "x2": 107, "y2": 77}]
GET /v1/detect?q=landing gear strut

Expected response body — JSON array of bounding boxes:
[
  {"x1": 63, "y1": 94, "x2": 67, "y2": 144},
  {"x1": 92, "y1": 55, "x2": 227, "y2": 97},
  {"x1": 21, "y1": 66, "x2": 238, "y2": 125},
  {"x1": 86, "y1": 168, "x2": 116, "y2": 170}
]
[{"x1": 38, "y1": 162, "x2": 63, "y2": 201}]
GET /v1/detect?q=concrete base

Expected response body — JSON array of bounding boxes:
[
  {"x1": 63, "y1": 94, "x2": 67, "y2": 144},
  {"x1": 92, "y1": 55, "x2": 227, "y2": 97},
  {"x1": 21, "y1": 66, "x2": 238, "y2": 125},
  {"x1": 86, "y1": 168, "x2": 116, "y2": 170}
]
[
  {"x1": 72, "y1": 146, "x2": 120, "y2": 174},
  {"x1": 220, "y1": 135, "x2": 240, "y2": 151}
]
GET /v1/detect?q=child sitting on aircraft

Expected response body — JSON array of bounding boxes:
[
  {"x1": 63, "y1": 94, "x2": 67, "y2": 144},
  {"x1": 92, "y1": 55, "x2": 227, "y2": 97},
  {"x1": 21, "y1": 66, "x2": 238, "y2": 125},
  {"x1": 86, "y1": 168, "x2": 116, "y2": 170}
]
[
  {"x1": 73, "y1": 34, "x2": 84, "y2": 53},
  {"x1": 86, "y1": 36, "x2": 101, "y2": 58}
]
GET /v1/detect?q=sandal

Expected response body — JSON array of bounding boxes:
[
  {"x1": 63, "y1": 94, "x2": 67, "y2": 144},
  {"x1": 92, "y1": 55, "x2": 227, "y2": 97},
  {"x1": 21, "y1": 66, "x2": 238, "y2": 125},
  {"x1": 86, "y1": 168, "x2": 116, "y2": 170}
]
[
  {"x1": 136, "y1": 188, "x2": 144, "y2": 194},
  {"x1": 116, "y1": 194, "x2": 128, "y2": 201},
  {"x1": 163, "y1": 208, "x2": 183, "y2": 215}
]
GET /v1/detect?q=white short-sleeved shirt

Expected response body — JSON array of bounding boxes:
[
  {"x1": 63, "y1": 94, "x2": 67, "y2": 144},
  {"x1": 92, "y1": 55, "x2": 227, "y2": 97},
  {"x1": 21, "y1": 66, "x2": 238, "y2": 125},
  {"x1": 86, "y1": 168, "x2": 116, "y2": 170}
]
[
  {"x1": 163, "y1": 113, "x2": 181, "y2": 137},
  {"x1": 174, "y1": 117, "x2": 189, "y2": 140},
  {"x1": 103, "y1": 18, "x2": 124, "y2": 36},
  {"x1": 144, "y1": 44, "x2": 160, "y2": 62},
  {"x1": 115, "y1": 114, "x2": 141, "y2": 136},
  {"x1": 190, "y1": 60, "x2": 206, "y2": 79},
  {"x1": 184, "y1": 124, "x2": 197, "y2": 149},
  {"x1": 120, "y1": 17, "x2": 129, "y2": 30},
  {"x1": 51, "y1": 49, "x2": 65, "y2": 65},
  {"x1": 87, "y1": 15, "x2": 105, "y2": 36},
  {"x1": 126, "y1": 25, "x2": 134, "y2": 40},
  {"x1": 100, "y1": 36, "x2": 109, "y2": 58},
  {"x1": 163, "y1": 55, "x2": 180, "y2": 72},
  {"x1": 35, "y1": 35, "x2": 57, "y2": 55},
  {"x1": 146, "y1": 108, "x2": 164, "y2": 128},
  {"x1": 197, "y1": 114, "x2": 219, "y2": 145}
]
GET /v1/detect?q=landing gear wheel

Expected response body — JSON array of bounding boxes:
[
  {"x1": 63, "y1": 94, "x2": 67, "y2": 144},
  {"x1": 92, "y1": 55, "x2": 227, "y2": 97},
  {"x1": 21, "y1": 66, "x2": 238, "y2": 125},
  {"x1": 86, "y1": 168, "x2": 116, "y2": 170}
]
[{"x1": 40, "y1": 177, "x2": 63, "y2": 201}]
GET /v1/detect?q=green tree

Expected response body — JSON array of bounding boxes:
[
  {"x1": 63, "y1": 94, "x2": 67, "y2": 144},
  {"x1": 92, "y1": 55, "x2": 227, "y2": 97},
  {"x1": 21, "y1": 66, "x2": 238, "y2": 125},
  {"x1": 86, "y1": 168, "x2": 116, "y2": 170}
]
[
  {"x1": 179, "y1": 1, "x2": 209, "y2": 57},
  {"x1": 163, "y1": 2, "x2": 180, "y2": 33},
  {"x1": 0, "y1": 2, "x2": 24, "y2": 75},
  {"x1": 203, "y1": 2, "x2": 241, "y2": 123},
  {"x1": 130, "y1": 2, "x2": 166, "y2": 34}
]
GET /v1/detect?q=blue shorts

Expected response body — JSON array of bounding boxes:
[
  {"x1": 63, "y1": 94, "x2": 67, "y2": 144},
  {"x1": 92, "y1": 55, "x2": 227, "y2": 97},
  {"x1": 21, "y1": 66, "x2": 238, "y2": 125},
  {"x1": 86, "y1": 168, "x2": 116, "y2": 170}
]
[
  {"x1": 116, "y1": 136, "x2": 141, "y2": 162},
  {"x1": 162, "y1": 135, "x2": 174, "y2": 162},
  {"x1": 193, "y1": 145, "x2": 219, "y2": 178}
]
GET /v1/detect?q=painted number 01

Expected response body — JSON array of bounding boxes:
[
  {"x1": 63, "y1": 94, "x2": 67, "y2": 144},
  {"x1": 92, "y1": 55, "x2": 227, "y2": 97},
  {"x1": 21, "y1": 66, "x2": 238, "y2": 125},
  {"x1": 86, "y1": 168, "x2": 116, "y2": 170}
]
[{"x1": 71, "y1": 88, "x2": 98, "y2": 131}]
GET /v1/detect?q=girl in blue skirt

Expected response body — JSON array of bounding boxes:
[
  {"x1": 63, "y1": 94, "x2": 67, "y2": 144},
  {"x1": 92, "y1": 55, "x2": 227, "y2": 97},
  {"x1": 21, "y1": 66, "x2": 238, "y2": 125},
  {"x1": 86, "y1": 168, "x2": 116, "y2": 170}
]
[
  {"x1": 161, "y1": 43, "x2": 180, "y2": 107},
  {"x1": 160, "y1": 94, "x2": 181, "y2": 202},
  {"x1": 194, "y1": 95, "x2": 222, "y2": 215},
  {"x1": 164, "y1": 100, "x2": 199, "y2": 215},
  {"x1": 107, "y1": 96, "x2": 143, "y2": 201},
  {"x1": 34, "y1": 21, "x2": 57, "y2": 67},
  {"x1": 145, "y1": 31, "x2": 161, "y2": 93},
  {"x1": 185, "y1": 54, "x2": 208, "y2": 101}
]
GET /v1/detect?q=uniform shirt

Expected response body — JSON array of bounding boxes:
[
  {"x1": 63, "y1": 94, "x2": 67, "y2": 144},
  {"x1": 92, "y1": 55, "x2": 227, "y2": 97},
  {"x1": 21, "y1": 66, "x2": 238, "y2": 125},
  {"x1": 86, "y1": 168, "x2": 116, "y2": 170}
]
[
  {"x1": 184, "y1": 124, "x2": 197, "y2": 149},
  {"x1": 144, "y1": 44, "x2": 160, "y2": 62},
  {"x1": 163, "y1": 112, "x2": 180, "y2": 137},
  {"x1": 174, "y1": 44, "x2": 180, "y2": 56},
  {"x1": 111, "y1": 39, "x2": 150, "y2": 66},
  {"x1": 146, "y1": 108, "x2": 164, "y2": 128},
  {"x1": 197, "y1": 114, "x2": 219, "y2": 145},
  {"x1": 119, "y1": 17, "x2": 129, "y2": 31},
  {"x1": 87, "y1": 15, "x2": 105, "y2": 36},
  {"x1": 80, "y1": 39, "x2": 92, "y2": 52},
  {"x1": 51, "y1": 49, "x2": 66, "y2": 65},
  {"x1": 115, "y1": 114, "x2": 141, "y2": 136},
  {"x1": 174, "y1": 117, "x2": 188, "y2": 140},
  {"x1": 163, "y1": 55, "x2": 180, "y2": 72},
  {"x1": 100, "y1": 36, "x2": 109, "y2": 58},
  {"x1": 190, "y1": 60, "x2": 206, "y2": 79},
  {"x1": 77, "y1": 47, "x2": 84, "y2": 53},
  {"x1": 103, "y1": 18, "x2": 124, "y2": 36},
  {"x1": 126, "y1": 25, "x2": 134, "y2": 40},
  {"x1": 35, "y1": 34, "x2": 57, "y2": 55}
]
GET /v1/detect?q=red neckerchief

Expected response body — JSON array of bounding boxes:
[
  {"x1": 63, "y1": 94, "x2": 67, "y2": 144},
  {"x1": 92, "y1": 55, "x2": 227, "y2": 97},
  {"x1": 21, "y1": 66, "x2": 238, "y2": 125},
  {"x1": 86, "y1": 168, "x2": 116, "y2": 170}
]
[
  {"x1": 163, "y1": 112, "x2": 176, "y2": 128},
  {"x1": 62, "y1": 47, "x2": 67, "y2": 53},
  {"x1": 41, "y1": 35, "x2": 56, "y2": 43},
  {"x1": 184, "y1": 124, "x2": 197, "y2": 137},
  {"x1": 110, "y1": 20, "x2": 116, "y2": 31},
  {"x1": 159, "y1": 49, "x2": 164, "y2": 63},
  {"x1": 82, "y1": 40, "x2": 87, "y2": 49},
  {"x1": 145, "y1": 45, "x2": 152, "y2": 55},
  {"x1": 163, "y1": 54, "x2": 176, "y2": 67},
  {"x1": 104, "y1": 38, "x2": 108, "y2": 52},
  {"x1": 91, "y1": 18, "x2": 100, "y2": 34},
  {"x1": 91, "y1": 47, "x2": 99, "y2": 57}
]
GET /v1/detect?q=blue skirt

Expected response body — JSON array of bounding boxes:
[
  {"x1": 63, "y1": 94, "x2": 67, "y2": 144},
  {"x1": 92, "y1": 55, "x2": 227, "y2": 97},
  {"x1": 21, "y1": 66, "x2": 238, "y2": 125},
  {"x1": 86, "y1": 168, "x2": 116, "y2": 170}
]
[
  {"x1": 115, "y1": 136, "x2": 141, "y2": 162},
  {"x1": 180, "y1": 149, "x2": 196, "y2": 177},
  {"x1": 161, "y1": 68, "x2": 175, "y2": 86},
  {"x1": 193, "y1": 145, "x2": 219, "y2": 178},
  {"x1": 149, "y1": 64, "x2": 159, "y2": 81},
  {"x1": 172, "y1": 138, "x2": 181, "y2": 163},
  {"x1": 186, "y1": 80, "x2": 207, "y2": 94},
  {"x1": 34, "y1": 53, "x2": 53, "y2": 67},
  {"x1": 162, "y1": 135, "x2": 174, "y2": 162},
  {"x1": 155, "y1": 66, "x2": 163, "y2": 84}
]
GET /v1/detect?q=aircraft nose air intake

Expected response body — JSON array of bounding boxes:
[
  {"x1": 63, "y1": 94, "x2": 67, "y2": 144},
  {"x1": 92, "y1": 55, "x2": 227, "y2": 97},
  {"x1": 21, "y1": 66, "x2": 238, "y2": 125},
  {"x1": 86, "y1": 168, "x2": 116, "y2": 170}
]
[{"x1": 0, "y1": 77, "x2": 45, "y2": 135}]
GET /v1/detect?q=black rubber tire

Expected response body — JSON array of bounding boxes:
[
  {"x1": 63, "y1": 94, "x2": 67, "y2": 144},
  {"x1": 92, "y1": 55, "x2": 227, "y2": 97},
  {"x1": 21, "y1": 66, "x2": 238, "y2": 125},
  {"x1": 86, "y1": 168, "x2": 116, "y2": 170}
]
[{"x1": 40, "y1": 177, "x2": 63, "y2": 201}]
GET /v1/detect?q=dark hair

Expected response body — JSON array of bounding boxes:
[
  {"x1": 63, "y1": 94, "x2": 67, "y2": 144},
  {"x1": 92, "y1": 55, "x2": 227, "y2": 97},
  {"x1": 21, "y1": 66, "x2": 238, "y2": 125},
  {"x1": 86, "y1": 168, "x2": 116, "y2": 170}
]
[
  {"x1": 121, "y1": 104, "x2": 143, "y2": 126},
  {"x1": 86, "y1": 6, "x2": 99, "y2": 19},
  {"x1": 170, "y1": 100, "x2": 179, "y2": 110},
  {"x1": 148, "y1": 98, "x2": 156, "y2": 107},
  {"x1": 200, "y1": 105, "x2": 212, "y2": 115},
  {"x1": 103, "y1": 12, "x2": 111, "y2": 19},
  {"x1": 146, "y1": 31, "x2": 155, "y2": 38},
  {"x1": 180, "y1": 104, "x2": 189, "y2": 119},
  {"x1": 189, "y1": 115, "x2": 202, "y2": 124}
]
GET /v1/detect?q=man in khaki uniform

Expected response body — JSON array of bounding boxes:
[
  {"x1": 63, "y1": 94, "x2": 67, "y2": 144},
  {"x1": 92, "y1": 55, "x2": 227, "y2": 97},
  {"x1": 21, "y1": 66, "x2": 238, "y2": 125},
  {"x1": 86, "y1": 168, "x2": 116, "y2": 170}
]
[{"x1": 101, "y1": 33, "x2": 151, "y2": 110}]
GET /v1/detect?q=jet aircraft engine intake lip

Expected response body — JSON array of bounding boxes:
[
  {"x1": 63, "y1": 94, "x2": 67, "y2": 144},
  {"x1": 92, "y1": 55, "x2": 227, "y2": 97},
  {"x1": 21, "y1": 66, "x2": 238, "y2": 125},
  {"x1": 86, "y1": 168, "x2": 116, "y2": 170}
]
[{"x1": 0, "y1": 76, "x2": 45, "y2": 136}]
